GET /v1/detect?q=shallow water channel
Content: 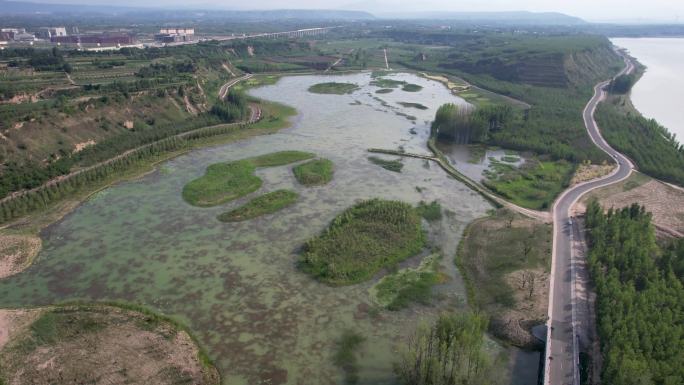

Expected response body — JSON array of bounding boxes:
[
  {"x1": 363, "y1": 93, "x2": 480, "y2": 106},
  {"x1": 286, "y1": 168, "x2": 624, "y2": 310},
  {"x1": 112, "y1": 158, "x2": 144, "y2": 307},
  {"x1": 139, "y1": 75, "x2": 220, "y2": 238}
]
[{"x1": 0, "y1": 73, "x2": 537, "y2": 384}]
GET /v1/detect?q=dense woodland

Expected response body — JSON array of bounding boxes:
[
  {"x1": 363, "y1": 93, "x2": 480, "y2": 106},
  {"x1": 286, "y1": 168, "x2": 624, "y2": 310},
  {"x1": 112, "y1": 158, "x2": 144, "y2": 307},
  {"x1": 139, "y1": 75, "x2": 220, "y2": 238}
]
[
  {"x1": 595, "y1": 99, "x2": 684, "y2": 186},
  {"x1": 431, "y1": 103, "x2": 513, "y2": 144},
  {"x1": 585, "y1": 201, "x2": 684, "y2": 385},
  {"x1": 609, "y1": 74, "x2": 637, "y2": 94}
]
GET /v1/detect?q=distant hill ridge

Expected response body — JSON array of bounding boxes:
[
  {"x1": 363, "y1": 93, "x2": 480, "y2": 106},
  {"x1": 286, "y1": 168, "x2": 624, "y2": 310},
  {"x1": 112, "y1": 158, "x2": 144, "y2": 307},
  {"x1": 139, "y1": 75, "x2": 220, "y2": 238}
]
[
  {"x1": 377, "y1": 11, "x2": 585, "y2": 24},
  {"x1": 0, "y1": 1, "x2": 375, "y2": 20},
  {"x1": 0, "y1": 2, "x2": 585, "y2": 25}
]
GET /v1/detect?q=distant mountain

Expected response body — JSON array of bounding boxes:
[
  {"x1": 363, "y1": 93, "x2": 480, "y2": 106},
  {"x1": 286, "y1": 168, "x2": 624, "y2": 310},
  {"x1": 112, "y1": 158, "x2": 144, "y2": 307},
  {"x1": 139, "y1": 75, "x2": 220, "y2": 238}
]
[
  {"x1": 0, "y1": 1, "x2": 375, "y2": 20},
  {"x1": 375, "y1": 11, "x2": 586, "y2": 25},
  {"x1": 0, "y1": 0, "x2": 137, "y2": 14}
]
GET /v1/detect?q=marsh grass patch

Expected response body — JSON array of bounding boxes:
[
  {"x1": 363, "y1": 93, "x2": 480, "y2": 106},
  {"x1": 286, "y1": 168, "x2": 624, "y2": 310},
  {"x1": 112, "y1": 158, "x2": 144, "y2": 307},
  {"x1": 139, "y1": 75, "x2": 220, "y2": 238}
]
[
  {"x1": 401, "y1": 84, "x2": 423, "y2": 92},
  {"x1": 368, "y1": 156, "x2": 403, "y2": 173},
  {"x1": 300, "y1": 199, "x2": 426, "y2": 285},
  {"x1": 370, "y1": 253, "x2": 441, "y2": 310},
  {"x1": 308, "y1": 82, "x2": 359, "y2": 95},
  {"x1": 182, "y1": 151, "x2": 314, "y2": 207},
  {"x1": 217, "y1": 189, "x2": 298, "y2": 222},
  {"x1": 397, "y1": 102, "x2": 428, "y2": 110},
  {"x1": 293, "y1": 158, "x2": 334, "y2": 186},
  {"x1": 333, "y1": 330, "x2": 366, "y2": 385}
]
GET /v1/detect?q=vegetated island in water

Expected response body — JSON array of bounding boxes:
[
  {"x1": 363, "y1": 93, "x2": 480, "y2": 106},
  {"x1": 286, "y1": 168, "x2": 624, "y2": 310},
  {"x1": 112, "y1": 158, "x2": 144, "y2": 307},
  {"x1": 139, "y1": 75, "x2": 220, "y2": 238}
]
[
  {"x1": 397, "y1": 102, "x2": 428, "y2": 110},
  {"x1": 300, "y1": 199, "x2": 426, "y2": 285},
  {"x1": 217, "y1": 189, "x2": 299, "y2": 222},
  {"x1": 368, "y1": 156, "x2": 404, "y2": 173},
  {"x1": 308, "y1": 82, "x2": 360, "y2": 95},
  {"x1": 182, "y1": 151, "x2": 314, "y2": 207},
  {"x1": 371, "y1": 253, "x2": 442, "y2": 310},
  {"x1": 293, "y1": 158, "x2": 334, "y2": 186},
  {"x1": 370, "y1": 77, "x2": 423, "y2": 92}
]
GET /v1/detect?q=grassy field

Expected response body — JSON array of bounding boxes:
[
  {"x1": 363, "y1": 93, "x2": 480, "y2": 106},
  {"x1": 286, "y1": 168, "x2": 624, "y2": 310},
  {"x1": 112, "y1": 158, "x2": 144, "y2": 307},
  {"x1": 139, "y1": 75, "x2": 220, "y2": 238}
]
[
  {"x1": 217, "y1": 189, "x2": 298, "y2": 222},
  {"x1": 368, "y1": 156, "x2": 403, "y2": 173},
  {"x1": 371, "y1": 253, "x2": 441, "y2": 310},
  {"x1": 293, "y1": 158, "x2": 334, "y2": 186},
  {"x1": 183, "y1": 151, "x2": 314, "y2": 207},
  {"x1": 0, "y1": 304, "x2": 219, "y2": 385},
  {"x1": 457, "y1": 209, "x2": 552, "y2": 347},
  {"x1": 483, "y1": 159, "x2": 576, "y2": 210},
  {"x1": 300, "y1": 199, "x2": 426, "y2": 285},
  {"x1": 308, "y1": 82, "x2": 359, "y2": 95}
]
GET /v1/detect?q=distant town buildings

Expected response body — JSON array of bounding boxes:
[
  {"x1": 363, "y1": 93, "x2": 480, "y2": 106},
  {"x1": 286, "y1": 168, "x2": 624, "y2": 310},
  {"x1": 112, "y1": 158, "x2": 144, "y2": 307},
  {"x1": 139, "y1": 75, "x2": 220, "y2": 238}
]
[
  {"x1": 0, "y1": 28, "x2": 26, "y2": 41},
  {"x1": 0, "y1": 26, "x2": 136, "y2": 48},
  {"x1": 155, "y1": 27, "x2": 195, "y2": 43},
  {"x1": 36, "y1": 27, "x2": 67, "y2": 39},
  {"x1": 51, "y1": 33, "x2": 135, "y2": 46}
]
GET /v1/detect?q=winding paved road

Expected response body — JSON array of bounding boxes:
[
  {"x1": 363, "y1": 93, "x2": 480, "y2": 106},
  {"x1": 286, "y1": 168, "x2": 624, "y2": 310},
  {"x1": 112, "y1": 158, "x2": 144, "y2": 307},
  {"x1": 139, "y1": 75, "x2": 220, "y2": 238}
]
[{"x1": 545, "y1": 52, "x2": 635, "y2": 385}]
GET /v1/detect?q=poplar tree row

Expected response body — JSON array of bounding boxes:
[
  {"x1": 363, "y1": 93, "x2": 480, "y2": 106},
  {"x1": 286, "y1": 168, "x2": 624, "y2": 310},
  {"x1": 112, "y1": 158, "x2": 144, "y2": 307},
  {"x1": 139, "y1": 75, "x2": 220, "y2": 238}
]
[
  {"x1": 0, "y1": 122, "x2": 250, "y2": 224},
  {"x1": 585, "y1": 201, "x2": 684, "y2": 385}
]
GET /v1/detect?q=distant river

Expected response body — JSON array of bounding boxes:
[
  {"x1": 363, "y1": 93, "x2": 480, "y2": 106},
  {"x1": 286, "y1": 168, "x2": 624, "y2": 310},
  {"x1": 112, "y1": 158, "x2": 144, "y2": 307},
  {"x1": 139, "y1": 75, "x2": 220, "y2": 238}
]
[{"x1": 611, "y1": 38, "x2": 684, "y2": 144}]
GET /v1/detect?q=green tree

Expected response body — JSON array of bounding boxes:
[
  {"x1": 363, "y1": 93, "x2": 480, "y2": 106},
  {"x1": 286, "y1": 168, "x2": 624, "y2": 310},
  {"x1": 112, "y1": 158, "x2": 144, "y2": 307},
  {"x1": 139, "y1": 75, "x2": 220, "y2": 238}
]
[{"x1": 395, "y1": 312, "x2": 499, "y2": 385}]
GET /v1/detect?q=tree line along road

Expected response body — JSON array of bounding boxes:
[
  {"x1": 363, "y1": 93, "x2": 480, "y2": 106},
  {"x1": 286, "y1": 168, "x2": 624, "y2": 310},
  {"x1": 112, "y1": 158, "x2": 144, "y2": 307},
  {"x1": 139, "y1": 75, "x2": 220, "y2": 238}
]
[{"x1": 545, "y1": 51, "x2": 635, "y2": 385}]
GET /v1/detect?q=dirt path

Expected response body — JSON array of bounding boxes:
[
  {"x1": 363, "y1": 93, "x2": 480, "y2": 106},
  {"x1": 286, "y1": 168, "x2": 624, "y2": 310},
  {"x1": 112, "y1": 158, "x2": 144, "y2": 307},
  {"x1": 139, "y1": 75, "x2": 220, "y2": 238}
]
[
  {"x1": 218, "y1": 73, "x2": 252, "y2": 100},
  {"x1": 369, "y1": 147, "x2": 551, "y2": 222},
  {"x1": 65, "y1": 71, "x2": 76, "y2": 86},
  {"x1": 325, "y1": 57, "x2": 343, "y2": 73},
  {"x1": 222, "y1": 62, "x2": 236, "y2": 77},
  {"x1": 383, "y1": 48, "x2": 390, "y2": 70},
  {"x1": 183, "y1": 95, "x2": 199, "y2": 115}
]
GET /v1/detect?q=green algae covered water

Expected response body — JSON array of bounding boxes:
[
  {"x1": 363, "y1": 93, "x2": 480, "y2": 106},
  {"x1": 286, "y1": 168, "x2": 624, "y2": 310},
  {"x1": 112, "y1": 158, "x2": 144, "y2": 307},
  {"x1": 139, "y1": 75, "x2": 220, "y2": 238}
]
[{"x1": 0, "y1": 73, "x2": 502, "y2": 384}]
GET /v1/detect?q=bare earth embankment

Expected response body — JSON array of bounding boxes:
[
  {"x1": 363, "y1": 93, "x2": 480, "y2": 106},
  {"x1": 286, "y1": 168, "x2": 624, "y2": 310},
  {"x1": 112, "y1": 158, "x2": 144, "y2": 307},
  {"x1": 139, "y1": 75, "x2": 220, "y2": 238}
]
[
  {"x1": 0, "y1": 305, "x2": 219, "y2": 385},
  {"x1": 580, "y1": 172, "x2": 684, "y2": 237}
]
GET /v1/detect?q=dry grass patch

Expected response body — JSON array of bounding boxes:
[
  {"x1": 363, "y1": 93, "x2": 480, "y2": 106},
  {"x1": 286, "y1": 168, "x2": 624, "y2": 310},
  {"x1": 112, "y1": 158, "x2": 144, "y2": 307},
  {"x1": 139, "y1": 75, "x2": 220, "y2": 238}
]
[
  {"x1": 580, "y1": 172, "x2": 684, "y2": 236},
  {"x1": 457, "y1": 209, "x2": 551, "y2": 348},
  {"x1": 570, "y1": 161, "x2": 615, "y2": 185},
  {"x1": 0, "y1": 308, "x2": 43, "y2": 351},
  {"x1": 0, "y1": 305, "x2": 219, "y2": 385},
  {"x1": 0, "y1": 235, "x2": 41, "y2": 279}
]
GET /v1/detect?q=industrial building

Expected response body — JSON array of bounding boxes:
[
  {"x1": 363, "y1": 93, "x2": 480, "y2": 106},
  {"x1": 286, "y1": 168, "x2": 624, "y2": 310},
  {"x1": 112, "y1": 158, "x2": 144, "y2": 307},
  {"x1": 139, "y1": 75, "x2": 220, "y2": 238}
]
[
  {"x1": 36, "y1": 27, "x2": 67, "y2": 39},
  {"x1": 0, "y1": 28, "x2": 26, "y2": 41},
  {"x1": 155, "y1": 27, "x2": 195, "y2": 43},
  {"x1": 51, "y1": 33, "x2": 136, "y2": 46}
]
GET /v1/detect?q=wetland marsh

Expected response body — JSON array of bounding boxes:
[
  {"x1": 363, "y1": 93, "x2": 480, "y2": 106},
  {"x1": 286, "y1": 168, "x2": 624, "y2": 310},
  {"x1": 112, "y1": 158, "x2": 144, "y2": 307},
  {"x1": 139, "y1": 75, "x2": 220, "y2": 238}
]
[{"x1": 0, "y1": 72, "x2": 534, "y2": 384}]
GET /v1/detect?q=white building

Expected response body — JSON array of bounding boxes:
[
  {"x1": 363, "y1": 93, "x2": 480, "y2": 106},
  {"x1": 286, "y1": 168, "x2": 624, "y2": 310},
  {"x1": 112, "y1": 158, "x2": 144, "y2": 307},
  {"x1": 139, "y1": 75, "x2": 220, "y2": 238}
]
[{"x1": 159, "y1": 28, "x2": 194, "y2": 36}]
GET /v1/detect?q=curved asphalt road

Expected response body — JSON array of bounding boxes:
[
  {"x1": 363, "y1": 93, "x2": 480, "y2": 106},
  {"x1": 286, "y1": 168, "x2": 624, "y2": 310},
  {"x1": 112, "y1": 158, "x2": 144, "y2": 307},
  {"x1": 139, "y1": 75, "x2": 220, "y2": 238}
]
[{"x1": 545, "y1": 53, "x2": 635, "y2": 385}]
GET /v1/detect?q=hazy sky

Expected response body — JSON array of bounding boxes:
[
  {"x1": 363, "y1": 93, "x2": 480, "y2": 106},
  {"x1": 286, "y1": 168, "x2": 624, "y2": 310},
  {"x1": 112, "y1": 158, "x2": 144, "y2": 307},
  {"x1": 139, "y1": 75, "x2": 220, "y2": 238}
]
[{"x1": 22, "y1": 0, "x2": 684, "y2": 22}]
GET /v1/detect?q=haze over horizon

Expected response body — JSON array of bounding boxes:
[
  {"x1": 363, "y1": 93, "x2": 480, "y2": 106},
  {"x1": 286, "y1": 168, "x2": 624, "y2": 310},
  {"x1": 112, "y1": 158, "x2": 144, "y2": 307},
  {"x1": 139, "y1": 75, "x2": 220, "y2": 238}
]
[{"x1": 4, "y1": 0, "x2": 684, "y2": 23}]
